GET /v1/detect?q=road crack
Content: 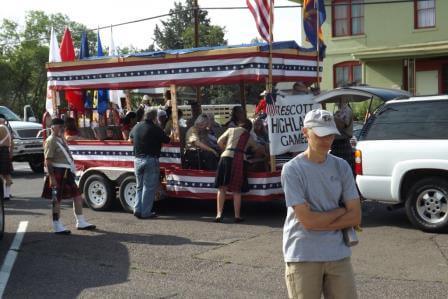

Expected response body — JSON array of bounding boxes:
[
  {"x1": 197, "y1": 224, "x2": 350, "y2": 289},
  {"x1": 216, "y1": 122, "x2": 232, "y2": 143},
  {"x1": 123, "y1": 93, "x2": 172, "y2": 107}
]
[
  {"x1": 430, "y1": 235, "x2": 448, "y2": 265},
  {"x1": 191, "y1": 229, "x2": 282, "y2": 270}
]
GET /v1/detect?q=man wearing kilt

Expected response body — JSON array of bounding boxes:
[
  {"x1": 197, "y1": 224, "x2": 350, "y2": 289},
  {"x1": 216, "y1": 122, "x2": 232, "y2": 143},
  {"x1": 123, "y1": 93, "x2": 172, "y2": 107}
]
[
  {"x1": 214, "y1": 119, "x2": 265, "y2": 223},
  {"x1": 331, "y1": 101, "x2": 354, "y2": 173},
  {"x1": 0, "y1": 114, "x2": 13, "y2": 201},
  {"x1": 41, "y1": 118, "x2": 95, "y2": 234}
]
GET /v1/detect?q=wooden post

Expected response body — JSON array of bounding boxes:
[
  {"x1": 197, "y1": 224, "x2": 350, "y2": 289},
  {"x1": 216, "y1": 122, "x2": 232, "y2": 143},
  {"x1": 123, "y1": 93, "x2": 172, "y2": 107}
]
[
  {"x1": 51, "y1": 89, "x2": 57, "y2": 117},
  {"x1": 268, "y1": 0, "x2": 276, "y2": 172},
  {"x1": 239, "y1": 81, "x2": 247, "y2": 114},
  {"x1": 170, "y1": 84, "x2": 180, "y2": 143},
  {"x1": 193, "y1": 0, "x2": 201, "y2": 105},
  {"x1": 315, "y1": 0, "x2": 321, "y2": 90},
  {"x1": 125, "y1": 90, "x2": 132, "y2": 111}
]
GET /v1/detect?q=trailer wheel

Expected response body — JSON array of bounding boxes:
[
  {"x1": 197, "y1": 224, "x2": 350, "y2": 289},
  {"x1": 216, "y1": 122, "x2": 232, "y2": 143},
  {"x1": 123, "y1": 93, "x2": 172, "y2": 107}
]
[
  {"x1": 83, "y1": 174, "x2": 115, "y2": 211},
  {"x1": 119, "y1": 176, "x2": 137, "y2": 213}
]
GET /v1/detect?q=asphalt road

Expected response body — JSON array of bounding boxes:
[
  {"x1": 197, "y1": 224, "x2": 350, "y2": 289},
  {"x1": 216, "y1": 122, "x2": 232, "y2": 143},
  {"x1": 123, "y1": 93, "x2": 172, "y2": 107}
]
[{"x1": 1, "y1": 163, "x2": 447, "y2": 298}]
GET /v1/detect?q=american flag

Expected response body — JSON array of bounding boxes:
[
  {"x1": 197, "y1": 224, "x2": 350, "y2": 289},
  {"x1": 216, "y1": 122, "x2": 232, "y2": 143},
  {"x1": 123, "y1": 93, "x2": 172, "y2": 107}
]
[
  {"x1": 265, "y1": 92, "x2": 277, "y2": 116},
  {"x1": 246, "y1": 0, "x2": 274, "y2": 42}
]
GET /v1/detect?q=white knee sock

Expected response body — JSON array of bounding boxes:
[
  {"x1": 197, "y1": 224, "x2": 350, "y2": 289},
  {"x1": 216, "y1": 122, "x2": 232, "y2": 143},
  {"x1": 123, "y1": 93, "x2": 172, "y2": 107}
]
[{"x1": 4, "y1": 185, "x2": 11, "y2": 198}]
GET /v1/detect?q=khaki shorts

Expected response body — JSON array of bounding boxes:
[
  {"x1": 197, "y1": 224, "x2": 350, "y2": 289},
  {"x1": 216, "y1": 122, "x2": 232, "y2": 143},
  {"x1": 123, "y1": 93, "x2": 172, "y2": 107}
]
[{"x1": 285, "y1": 257, "x2": 357, "y2": 299}]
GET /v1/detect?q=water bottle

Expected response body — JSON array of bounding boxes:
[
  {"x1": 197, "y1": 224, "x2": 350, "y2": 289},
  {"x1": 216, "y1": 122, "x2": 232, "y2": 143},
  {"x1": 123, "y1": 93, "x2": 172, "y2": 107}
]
[
  {"x1": 339, "y1": 198, "x2": 359, "y2": 247},
  {"x1": 342, "y1": 227, "x2": 359, "y2": 247}
]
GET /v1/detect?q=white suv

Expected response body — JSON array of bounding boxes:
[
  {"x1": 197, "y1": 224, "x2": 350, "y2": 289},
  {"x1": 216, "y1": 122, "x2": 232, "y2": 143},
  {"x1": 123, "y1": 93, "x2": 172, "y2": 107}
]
[
  {"x1": 355, "y1": 95, "x2": 448, "y2": 232},
  {"x1": 0, "y1": 106, "x2": 44, "y2": 173}
]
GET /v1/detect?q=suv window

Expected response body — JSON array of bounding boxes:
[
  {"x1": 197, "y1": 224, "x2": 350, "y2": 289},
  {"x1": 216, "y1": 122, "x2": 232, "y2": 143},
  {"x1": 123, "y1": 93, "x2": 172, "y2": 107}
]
[{"x1": 363, "y1": 100, "x2": 448, "y2": 140}]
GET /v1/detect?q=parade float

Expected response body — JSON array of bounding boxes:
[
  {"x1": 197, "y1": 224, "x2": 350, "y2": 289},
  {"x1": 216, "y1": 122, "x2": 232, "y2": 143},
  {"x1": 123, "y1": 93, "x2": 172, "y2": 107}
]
[{"x1": 45, "y1": 39, "x2": 322, "y2": 212}]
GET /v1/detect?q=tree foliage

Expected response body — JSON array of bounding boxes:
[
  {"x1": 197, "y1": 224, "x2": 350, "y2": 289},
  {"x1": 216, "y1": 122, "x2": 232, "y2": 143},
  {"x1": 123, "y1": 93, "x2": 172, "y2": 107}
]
[
  {"x1": 152, "y1": 0, "x2": 226, "y2": 50},
  {"x1": 0, "y1": 11, "x2": 96, "y2": 118},
  {"x1": 152, "y1": 0, "x2": 237, "y2": 105}
]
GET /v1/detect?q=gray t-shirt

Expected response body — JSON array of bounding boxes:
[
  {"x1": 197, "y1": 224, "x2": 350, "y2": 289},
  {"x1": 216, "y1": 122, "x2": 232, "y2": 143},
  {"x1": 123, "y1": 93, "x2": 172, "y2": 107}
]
[{"x1": 281, "y1": 153, "x2": 359, "y2": 262}]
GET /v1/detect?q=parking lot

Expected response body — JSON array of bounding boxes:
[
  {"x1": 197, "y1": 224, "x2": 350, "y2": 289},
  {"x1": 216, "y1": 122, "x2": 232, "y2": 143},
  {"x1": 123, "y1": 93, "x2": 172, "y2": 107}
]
[{"x1": 0, "y1": 163, "x2": 447, "y2": 298}]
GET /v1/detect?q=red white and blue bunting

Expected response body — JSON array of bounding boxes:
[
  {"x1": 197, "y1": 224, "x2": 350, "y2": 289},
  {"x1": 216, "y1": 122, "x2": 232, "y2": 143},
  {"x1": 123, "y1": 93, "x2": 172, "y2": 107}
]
[
  {"x1": 48, "y1": 53, "x2": 322, "y2": 90},
  {"x1": 165, "y1": 168, "x2": 284, "y2": 201},
  {"x1": 69, "y1": 141, "x2": 181, "y2": 169},
  {"x1": 69, "y1": 141, "x2": 285, "y2": 201}
]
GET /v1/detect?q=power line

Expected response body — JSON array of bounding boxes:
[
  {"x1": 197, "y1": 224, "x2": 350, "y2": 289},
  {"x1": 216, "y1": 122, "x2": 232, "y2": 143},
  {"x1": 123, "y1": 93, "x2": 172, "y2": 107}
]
[
  {"x1": 0, "y1": 0, "x2": 431, "y2": 48},
  {"x1": 202, "y1": 0, "x2": 430, "y2": 10}
]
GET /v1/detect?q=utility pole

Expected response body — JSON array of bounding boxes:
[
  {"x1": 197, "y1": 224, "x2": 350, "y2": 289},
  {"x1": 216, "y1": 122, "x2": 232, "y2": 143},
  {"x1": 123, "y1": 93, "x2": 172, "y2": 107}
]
[
  {"x1": 194, "y1": 0, "x2": 199, "y2": 48},
  {"x1": 193, "y1": 0, "x2": 201, "y2": 103}
]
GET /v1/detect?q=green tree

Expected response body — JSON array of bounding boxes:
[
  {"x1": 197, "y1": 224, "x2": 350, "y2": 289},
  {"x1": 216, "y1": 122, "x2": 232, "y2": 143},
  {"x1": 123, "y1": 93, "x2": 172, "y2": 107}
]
[
  {"x1": 182, "y1": 24, "x2": 226, "y2": 49},
  {"x1": 152, "y1": 0, "x2": 227, "y2": 50},
  {"x1": 0, "y1": 11, "x2": 96, "y2": 118},
  {"x1": 152, "y1": 1, "x2": 231, "y2": 105},
  {"x1": 0, "y1": 19, "x2": 20, "y2": 56}
]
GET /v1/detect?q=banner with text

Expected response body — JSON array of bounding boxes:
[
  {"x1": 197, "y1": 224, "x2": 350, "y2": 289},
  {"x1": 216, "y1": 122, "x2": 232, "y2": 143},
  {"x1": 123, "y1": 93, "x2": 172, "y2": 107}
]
[{"x1": 267, "y1": 94, "x2": 321, "y2": 155}]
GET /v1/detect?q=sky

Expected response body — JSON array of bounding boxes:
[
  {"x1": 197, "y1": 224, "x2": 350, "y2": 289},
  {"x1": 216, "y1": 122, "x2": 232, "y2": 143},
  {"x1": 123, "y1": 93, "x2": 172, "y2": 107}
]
[{"x1": 0, "y1": 0, "x2": 304, "y2": 50}]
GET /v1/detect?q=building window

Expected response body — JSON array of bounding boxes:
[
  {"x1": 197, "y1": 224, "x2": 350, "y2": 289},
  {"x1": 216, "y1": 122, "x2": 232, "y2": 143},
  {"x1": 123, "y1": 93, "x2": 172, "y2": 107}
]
[
  {"x1": 334, "y1": 61, "x2": 362, "y2": 87},
  {"x1": 332, "y1": 0, "x2": 364, "y2": 37},
  {"x1": 414, "y1": 0, "x2": 435, "y2": 29}
]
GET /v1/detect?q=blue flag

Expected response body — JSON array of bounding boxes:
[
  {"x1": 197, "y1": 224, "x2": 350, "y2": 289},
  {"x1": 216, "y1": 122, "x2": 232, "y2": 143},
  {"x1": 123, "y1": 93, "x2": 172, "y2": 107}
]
[
  {"x1": 96, "y1": 30, "x2": 109, "y2": 114},
  {"x1": 97, "y1": 30, "x2": 104, "y2": 57},
  {"x1": 79, "y1": 31, "x2": 90, "y2": 59},
  {"x1": 303, "y1": 0, "x2": 326, "y2": 58},
  {"x1": 78, "y1": 32, "x2": 93, "y2": 109}
]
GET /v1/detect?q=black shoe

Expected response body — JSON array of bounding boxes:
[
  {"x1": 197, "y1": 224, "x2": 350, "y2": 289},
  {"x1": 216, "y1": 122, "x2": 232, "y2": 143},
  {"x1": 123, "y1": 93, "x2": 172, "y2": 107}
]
[
  {"x1": 214, "y1": 216, "x2": 223, "y2": 223},
  {"x1": 3, "y1": 197, "x2": 9, "y2": 201},
  {"x1": 55, "y1": 230, "x2": 71, "y2": 235},
  {"x1": 135, "y1": 212, "x2": 157, "y2": 219},
  {"x1": 234, "y1": 217, "x2": 245, "y2": 223},
  {"x1": 147, "y1": 212, "x2": 158, "y2": 219},
  {"x1": 77, "y1": 224, "x2": 96, "y2": 231}
]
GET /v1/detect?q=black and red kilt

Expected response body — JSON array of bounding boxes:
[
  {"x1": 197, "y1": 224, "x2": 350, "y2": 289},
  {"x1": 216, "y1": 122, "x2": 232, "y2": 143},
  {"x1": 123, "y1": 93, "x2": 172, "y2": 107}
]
[
  {"x1": 331, "y1": 139, "x2": 354, "y2": 170},
  {"x1": 214, "y1": 157, "x2": 249, "y2": 193},
  {"x1": 0, "y1": 146, "x2": 13, "y2": 175},
  {"x1": 41, "y1": 167, "x2": 81, "y2": 201}
]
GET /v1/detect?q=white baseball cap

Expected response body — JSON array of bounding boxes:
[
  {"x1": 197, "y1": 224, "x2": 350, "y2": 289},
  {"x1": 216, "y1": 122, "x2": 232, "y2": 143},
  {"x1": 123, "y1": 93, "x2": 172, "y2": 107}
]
[{"x1": 304, "y1": 109, "x2": 340, "y2": 137}]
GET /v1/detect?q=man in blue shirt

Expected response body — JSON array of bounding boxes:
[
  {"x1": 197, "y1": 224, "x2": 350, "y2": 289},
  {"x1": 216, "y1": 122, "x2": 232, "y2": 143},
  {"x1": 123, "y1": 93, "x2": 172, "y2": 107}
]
[{"x1": 281, "y1": 109, "x2": 361, "y2": 299}]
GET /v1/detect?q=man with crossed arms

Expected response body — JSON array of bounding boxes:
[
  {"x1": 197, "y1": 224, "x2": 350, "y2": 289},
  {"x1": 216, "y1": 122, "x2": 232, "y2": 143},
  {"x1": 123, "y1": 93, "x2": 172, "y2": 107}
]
[{"x1": 281, "y1": 109, "x2": 361, "y2": 299}]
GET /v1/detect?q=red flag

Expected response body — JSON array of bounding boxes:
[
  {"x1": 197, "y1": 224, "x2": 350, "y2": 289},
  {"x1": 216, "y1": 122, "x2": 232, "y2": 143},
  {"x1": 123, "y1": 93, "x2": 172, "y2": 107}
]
[
  {"x1": 246, "y1": 0, "x2": 274, "y2": 42},
  {"x1": 60, "y1": 28, "x2": 84, "y2": 112}
]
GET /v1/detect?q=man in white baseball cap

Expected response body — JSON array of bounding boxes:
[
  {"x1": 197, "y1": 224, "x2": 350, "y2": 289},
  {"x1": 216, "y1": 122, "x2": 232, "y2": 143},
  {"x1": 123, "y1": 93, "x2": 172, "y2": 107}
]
[{"x1": 281, "y1": 108, "x2": 361, "y2": 299}]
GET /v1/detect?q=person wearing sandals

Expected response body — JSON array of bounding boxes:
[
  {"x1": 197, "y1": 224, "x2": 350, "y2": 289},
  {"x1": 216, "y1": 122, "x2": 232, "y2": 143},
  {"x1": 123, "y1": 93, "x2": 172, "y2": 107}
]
[
  {"x1": 41, "y1": 118, "x2": 96, "y2": 234},
  {"x1": 214, "y1": 119, "x2": 264, "y2": 223}
]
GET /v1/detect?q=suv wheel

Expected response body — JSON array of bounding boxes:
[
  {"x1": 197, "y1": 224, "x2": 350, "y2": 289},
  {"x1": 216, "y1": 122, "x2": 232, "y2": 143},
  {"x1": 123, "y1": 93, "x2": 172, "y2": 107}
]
[{"x1": 405, "y1": 177, "x2": 448, "y2": 232}]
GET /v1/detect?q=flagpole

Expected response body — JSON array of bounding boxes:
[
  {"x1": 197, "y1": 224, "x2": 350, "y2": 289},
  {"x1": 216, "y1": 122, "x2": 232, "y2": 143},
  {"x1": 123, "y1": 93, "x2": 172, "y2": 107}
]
[
  {"x1": 268, "y1": 0, "x2": 276, "y2": 173},
  {"x1": 315, "y1": 0, "x2": 320, "y2": 90}
]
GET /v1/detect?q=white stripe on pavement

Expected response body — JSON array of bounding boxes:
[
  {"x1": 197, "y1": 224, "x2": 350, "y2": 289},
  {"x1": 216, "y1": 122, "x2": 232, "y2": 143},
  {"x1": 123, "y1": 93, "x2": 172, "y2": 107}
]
[{"x1": 0, "y1": 221, "x2": 29, "y2": 297}]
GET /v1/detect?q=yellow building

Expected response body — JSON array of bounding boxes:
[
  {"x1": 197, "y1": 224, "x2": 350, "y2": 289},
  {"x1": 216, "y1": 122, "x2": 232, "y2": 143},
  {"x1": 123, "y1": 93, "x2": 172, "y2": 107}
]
[{"x1": 298, "y1": 0, "x2": 448, "y2": 95}]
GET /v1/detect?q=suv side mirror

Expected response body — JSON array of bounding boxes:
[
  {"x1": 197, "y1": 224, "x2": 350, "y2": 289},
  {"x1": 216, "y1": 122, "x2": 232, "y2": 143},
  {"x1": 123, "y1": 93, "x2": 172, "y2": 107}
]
[{"x1": 24, "y1": 105, "x2": 37, "y2": 122}]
